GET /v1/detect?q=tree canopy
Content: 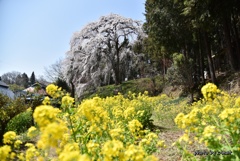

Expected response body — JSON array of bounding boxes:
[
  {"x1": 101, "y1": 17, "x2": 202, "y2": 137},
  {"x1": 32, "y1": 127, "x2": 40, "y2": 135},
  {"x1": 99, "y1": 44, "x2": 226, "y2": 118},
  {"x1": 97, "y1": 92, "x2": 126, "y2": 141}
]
[{"x1": 144, "y1": 0, "x2": 240, "y2": 86}]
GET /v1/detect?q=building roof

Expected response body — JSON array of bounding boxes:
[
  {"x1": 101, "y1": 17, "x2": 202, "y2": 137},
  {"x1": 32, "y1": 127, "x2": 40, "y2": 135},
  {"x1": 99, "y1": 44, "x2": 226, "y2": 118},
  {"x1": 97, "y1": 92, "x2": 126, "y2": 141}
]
[
  {"x1": 23, "y1": 83, "x2": 47, "y2": 95},
  {"x1": 31, "y1": 82, "x2": 46, "y2": 88},
  {"x1": 0, "y1": 80, "x2": 9, "y2": 88},
  {"x1": 0, "y1": 80, "x2": 15, "y2": 99},
  {"x1": 0, "y1": 86, "x2": 15, "y2": 99}
]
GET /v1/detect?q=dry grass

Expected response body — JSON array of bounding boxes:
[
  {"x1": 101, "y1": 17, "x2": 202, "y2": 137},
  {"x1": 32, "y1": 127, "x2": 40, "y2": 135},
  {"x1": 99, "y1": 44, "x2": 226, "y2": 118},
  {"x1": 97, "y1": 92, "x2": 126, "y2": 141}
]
[
  {"x1": 156, "y1": 129, "x2": 184, "y2": 161},
  {"x1": 155, "y1": 128, "x2": 208, "y2": 161}
]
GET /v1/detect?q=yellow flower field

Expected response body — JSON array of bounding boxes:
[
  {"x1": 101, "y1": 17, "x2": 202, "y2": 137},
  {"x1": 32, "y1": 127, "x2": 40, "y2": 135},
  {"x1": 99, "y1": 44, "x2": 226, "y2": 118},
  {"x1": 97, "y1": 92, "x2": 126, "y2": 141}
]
[
  {"x1": 1, "y1": 83, "x2": 240, "y2": 160},
  {"x1": 0, "y1": 84, "x2": 165, "y2": 161},
  {"x1": 175, "y1": 83, "x2": 240, "y2": 160}
]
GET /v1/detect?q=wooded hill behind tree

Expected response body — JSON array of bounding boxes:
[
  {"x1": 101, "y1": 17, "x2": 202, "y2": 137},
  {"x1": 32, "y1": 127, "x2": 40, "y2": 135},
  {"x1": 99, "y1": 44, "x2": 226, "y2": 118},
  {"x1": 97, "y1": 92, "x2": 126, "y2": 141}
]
[{"x1": 143, "y1": 0, "x2": 240, "y2": 86}]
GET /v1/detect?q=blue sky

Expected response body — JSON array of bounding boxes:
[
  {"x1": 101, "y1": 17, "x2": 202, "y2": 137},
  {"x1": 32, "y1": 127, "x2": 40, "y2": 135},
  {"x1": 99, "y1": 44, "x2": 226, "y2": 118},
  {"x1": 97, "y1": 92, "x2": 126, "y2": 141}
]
[{"x1": 0, "y1": 0, "x2": 145, "y2": 79}]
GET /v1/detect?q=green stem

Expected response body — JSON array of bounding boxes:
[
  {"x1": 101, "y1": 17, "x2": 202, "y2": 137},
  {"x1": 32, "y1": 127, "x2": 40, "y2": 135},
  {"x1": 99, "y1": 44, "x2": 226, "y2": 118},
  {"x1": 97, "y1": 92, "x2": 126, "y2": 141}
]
[
  {"x1": 216, "y1": 97, "x2": 223, "y2": 109},
  {"x1": 67, "y1": 107, "x2": 77, "y2": 142},
  {"x1": 212, "y1": 116, "x2": 233, "y2": 151}
]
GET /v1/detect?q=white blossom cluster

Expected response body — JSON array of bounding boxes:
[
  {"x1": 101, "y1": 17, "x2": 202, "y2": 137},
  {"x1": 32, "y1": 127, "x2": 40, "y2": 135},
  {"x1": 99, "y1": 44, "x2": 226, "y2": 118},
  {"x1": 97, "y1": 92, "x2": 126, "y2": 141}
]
[{"x1": 63, "y1": 14, "x2": 144, "y2": 98}]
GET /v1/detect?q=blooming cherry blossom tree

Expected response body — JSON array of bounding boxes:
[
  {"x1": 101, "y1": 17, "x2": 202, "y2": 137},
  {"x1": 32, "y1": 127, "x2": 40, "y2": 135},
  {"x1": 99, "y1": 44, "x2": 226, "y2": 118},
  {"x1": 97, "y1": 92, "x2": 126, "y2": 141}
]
[{"x1": 63, "y1": 14, "x2": 143, "y2": 98}]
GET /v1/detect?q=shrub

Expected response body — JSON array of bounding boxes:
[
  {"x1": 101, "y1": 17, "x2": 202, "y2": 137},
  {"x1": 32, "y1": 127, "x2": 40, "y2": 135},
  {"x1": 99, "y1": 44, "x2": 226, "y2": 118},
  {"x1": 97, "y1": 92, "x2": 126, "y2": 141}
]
[
  {"x1": 6, "y1": 109, "x2": 33, "y2": 134},
  {"x1": 0, "y1": 94, "x2": 28, "y2": 145}
]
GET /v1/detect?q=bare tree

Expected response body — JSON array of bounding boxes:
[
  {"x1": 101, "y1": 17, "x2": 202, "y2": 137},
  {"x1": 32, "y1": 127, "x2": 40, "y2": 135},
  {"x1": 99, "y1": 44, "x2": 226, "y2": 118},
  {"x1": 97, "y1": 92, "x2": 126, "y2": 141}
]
[
  {"x1": 1, "y1": 71, "x2": 22, "y2": 84},
  {"x1": 63, "y1": 14, "x2": 143, "y2": 98},
  {"x1": 36, "y1": 75, "x2": 50, "y2": 86},
  {"x1": 44, "y1": 59, "x2": 65, "y2": 82}
]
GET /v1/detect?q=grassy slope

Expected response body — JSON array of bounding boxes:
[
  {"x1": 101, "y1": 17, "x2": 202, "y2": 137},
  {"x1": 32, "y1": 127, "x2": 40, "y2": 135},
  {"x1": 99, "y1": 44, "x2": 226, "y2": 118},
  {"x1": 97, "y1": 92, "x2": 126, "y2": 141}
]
[{"x1": 84, "y1": 76, "x2": 165, "y2": 99}]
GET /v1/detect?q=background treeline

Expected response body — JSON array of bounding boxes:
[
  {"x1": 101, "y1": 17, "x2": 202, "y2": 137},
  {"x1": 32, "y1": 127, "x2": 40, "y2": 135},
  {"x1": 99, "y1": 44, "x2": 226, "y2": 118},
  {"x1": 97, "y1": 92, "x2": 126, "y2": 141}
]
[{"x1": 0, "y1": 71, "x2": 51, "y2": 91}]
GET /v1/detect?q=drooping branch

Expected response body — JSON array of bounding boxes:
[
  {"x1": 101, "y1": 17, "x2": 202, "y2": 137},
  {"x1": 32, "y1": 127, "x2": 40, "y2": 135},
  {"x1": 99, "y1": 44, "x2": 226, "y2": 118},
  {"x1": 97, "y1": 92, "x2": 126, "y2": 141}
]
[{"x1": 63, "y1": 14, "x2": 143, "y2": 98}]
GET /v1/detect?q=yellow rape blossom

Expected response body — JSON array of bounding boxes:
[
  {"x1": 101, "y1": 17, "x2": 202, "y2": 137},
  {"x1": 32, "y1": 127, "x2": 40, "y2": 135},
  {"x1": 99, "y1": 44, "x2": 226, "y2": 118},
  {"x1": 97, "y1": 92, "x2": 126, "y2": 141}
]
[
  {"x1": 128, "y1": 119, "x2": 143, "y2": 134},
  {"x1": 178, "y1": 133, "x2": 189, "y2": 142},
  {"x1": 17, "y1": 152, "x2": 25, "y2": 161},
  {"x1": 140, "y1": 138, "x2": 149, "y2": 146},
  {"x1": 203, "y1": 126, "x2": 216, "y2": 138},
  {"x1": 78, "y1": 154, "x2": 91, "y2": 161},
  {"x1": 144, "y1": 155, "x2": 158, "y2": 161},
  {"x1": 42, "y1": 96, "x2": 51, "y2": 105},
  {"x1": 59, "y1": 151, "x2": 81, "y2": 161},
  {"x1": 87, "y1": 141, "x2": 99, "y2": 154},
  {"x1": 0, "y1": 145, "x2": 11, "y2": 161},
  {"x1": 138, "y1": 110, "x2": 145, "y2": 117},
  {"x1": 61, "y1": 95, "x2": 74, "y2": 107},
  {"x1": 27, "y1": 126, "x2": 38, "y2": 138},
  {"x1": 10, "y1": 152, "x2": 16, "y2": 160},
  {"x1": 145, "y1": 132, "x2": 158, "y2": 141},
  {"x1": 124, "y1": 144, "x2": 146, "y2": 161},
  {"x1": 174, "y1": 113, "x2": 184, "y2": 128},
  {"x1": 37, "y1": 122, "x2": 68, "y2": 149},
  {"x1": 58, "y1": 143, "x2": 81, "y2": 161},
  {"x1": 219, "y1": 108, "x2": 236, "y2": 120},
  {"x1": 14, "y1": 140, "x2": 22, "y2": 149},
  {"x1": 201, "y1": 105, "x2": 214, "y2": 115},
  {"x1": 3, "y1": 131, "x2": 16, "y2": 144},
  {"x1": 46, "y1": 84, "x2": 63, "y2": 98},
  {"x1": 235, "y1": 97, "x2": 240, "y2": 107},
  {"x1": 157, "y1": 140, "x2": 166, "y2": 148},
  {"x1": 109, "y1": 128, "x2": 123, "y2": 139},
  {"x1": 33, "y1": 105, "x2": 61, "y2": 129},
  {"x1": 124, "y1": 106, "x2": 135, "y2": 119},
  {"x1": 25, "y1": 143, "x2": 39, "y2": 161},
  {"x1": 101, "y1": 139, "x2": 124, "y2": 160},
  {"x1": 201, "y1": 83, "x2": 218, "y2": 101}
]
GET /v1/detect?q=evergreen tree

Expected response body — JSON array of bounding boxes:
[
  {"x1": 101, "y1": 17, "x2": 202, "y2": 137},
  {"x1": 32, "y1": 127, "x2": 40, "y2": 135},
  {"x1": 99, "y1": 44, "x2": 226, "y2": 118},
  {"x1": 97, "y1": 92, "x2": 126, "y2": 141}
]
[
  {"x1": 15, "y1": 74, "x2": 22, "y2": 86},
  {"x1": 22, "y1": 73, "x2": 29, "y2": 88},
  {"x1": 30, "y1": 72, "x2": 36, "y2": 85},
  {"x1": 55, "y1": 78, "x2": 71, "y2": 93}
]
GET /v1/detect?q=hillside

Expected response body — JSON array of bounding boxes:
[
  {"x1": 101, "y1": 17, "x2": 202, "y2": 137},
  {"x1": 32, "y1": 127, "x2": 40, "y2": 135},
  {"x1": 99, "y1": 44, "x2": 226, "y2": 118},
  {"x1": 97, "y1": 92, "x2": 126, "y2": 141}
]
[{"x1": 82, "y1": 71, "x2": 240, "y2": 101}]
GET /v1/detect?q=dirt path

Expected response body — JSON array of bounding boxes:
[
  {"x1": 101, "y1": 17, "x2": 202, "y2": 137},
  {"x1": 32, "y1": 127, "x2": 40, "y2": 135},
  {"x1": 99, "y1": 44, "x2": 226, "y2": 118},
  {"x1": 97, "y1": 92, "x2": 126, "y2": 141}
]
[
  {"x1": 156, "y1": 129, "x2": 184, "y2": 161},
  {"x1": 156, "y1": 128, "x2": 208, "y2": 161}
]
